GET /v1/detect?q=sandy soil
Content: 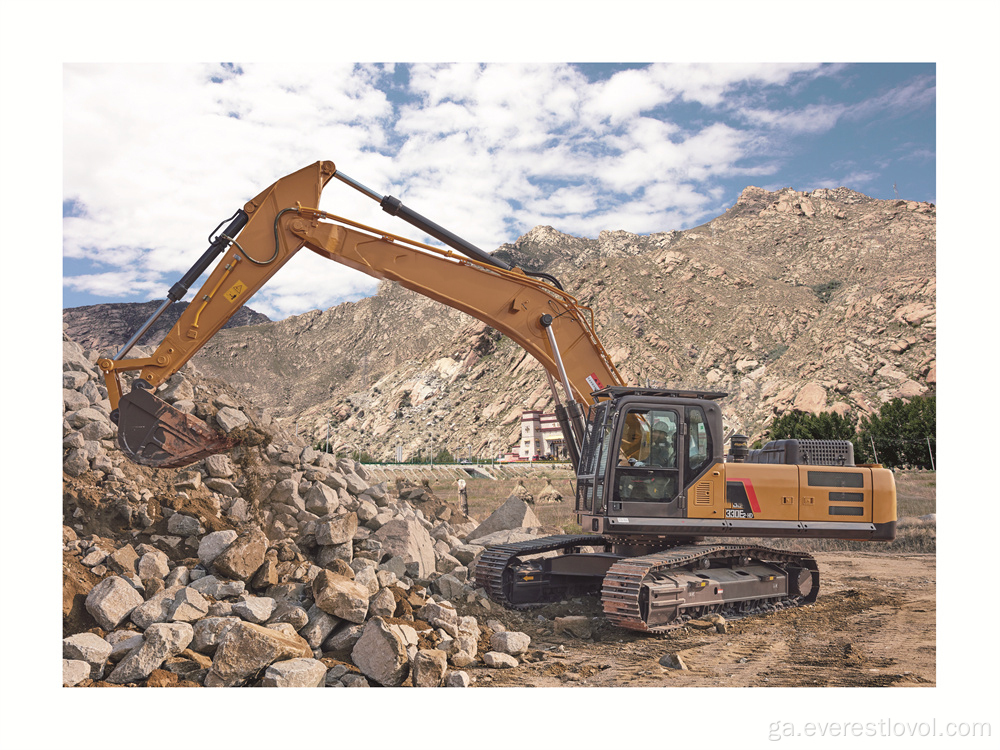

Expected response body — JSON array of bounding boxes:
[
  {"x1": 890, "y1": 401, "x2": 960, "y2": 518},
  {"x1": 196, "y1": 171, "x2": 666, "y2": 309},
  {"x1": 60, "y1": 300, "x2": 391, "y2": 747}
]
[{"x1": 458, "y1": 551, "x2": 936, "y2": 688}]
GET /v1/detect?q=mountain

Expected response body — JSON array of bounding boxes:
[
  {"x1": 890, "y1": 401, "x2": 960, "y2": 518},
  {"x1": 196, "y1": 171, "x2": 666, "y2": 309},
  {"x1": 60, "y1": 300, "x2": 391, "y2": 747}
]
[
  {"x1": 62, "y1": 300, "x2": 271, "y2": 352},
  {"x1": 63, "y1": 186, "x2": 936, "y2": 460}
]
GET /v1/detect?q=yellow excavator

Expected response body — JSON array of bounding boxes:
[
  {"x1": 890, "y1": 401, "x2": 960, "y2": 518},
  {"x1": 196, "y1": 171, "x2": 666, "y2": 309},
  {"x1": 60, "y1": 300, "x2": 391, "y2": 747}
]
[{"x1": 98, "y1": 161, "x2": 896, "y2": 632}]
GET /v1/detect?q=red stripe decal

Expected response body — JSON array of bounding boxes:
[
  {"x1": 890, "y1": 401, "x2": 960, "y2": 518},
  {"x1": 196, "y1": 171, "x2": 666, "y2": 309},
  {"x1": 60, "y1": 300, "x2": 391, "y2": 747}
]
[{"x1": 732, "y1": 478, "x2": 761, "y2": 513}]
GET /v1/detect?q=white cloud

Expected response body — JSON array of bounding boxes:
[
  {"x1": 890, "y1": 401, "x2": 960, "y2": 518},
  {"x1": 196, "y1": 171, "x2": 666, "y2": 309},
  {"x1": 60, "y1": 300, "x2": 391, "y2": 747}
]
[{"x1": 63, "y1": 62, "x2": 929, "y2": 319}]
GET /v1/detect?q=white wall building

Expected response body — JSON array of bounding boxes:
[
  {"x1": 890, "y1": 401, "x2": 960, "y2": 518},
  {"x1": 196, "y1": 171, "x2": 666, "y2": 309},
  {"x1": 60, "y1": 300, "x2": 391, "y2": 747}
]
[{"x1": 518, "y1": 410, "x2": 566, "y2": 459}]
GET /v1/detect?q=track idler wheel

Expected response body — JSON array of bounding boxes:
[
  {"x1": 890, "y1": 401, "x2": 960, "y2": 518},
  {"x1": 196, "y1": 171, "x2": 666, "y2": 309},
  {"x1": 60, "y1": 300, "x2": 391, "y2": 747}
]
[{"x1": 787, "y1": 564, "x2": 815, "y2": 599}]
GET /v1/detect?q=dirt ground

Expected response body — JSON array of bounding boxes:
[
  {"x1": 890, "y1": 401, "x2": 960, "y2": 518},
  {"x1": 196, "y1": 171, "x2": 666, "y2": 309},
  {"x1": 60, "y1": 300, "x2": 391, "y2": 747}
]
[{"x1": 457, "y1": 551, "x2": 936, "y2": 688}]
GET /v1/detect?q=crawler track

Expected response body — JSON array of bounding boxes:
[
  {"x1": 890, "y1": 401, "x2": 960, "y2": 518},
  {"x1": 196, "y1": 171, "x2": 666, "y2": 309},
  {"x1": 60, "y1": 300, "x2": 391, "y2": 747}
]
[
  {"x1": 475, "y1": 535, "x2": 819, "y2": 631},
  {"x1": 602, "y1": 544, "x2": 820, "y2": 633},
  {"x1": 475, "y1": 534, "x2": 609, "y2": 609}
]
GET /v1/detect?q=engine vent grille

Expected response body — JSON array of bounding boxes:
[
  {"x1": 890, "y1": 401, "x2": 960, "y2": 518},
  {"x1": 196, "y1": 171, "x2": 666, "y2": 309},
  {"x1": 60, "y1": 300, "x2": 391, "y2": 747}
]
[{"x1": 694, "y1": 482, "x2": 713, "y2": 505}]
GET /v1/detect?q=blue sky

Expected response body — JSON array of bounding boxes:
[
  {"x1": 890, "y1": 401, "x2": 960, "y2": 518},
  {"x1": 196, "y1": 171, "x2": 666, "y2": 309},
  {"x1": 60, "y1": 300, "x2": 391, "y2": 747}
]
[{"x1": 62, "y1": 62, "x2": 935, "y2": 320}]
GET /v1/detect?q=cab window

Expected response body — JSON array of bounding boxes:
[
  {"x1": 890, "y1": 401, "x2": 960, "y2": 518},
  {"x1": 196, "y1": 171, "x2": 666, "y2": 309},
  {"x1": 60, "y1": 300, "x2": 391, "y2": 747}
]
[{"x1": 686, "y1": 406, "x2": 712, "y2": 478}]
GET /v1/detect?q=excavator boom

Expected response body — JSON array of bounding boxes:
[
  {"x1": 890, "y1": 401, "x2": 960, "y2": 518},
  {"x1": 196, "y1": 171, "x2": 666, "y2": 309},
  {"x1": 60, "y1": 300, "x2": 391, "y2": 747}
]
[{"x1": 100, "y1": 161, "x2": 622, "y2": 468}]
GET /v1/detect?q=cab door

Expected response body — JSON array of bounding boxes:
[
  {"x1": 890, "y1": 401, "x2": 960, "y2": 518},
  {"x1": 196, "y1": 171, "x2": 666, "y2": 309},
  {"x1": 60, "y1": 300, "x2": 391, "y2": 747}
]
[{"x1": 609, "y1": 406, "x2": 684, "y2": 518}]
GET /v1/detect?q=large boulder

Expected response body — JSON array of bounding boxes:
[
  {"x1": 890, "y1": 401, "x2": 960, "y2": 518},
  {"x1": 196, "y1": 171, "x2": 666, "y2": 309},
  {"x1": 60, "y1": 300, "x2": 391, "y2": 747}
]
[
  {"x1": 351, "y1": 617, "x2": 410, "y2": 687},
  {"x1": 312, "y1": 570, "x2": 369, "y2": 623},
  {"x1": 205, "y1": 621, "x2": 312, "y2": 687},
  {"x1": 63, "y1": 633, "x2": 113, "y2": 680},
  {"x1": 316, "y1": 513, "x2": 358, "y2": 546},
  {"x1": 466, "y1": 496, "x2": 540, "y2": 542},
  {"x1": 261, "y1": 658, "x2": 328, "y2": 687},
  {"x1": 211, "y1": 528, "x2": 267, "y2": 581},
  {"x1": 107, "y1": 622, "x2": 194, "y2": 684},
  {"x1": 373, "y1": 519, "x2": 435, "y2": 579},
  {"x1": 85, "y1": 576, "x2": 144, "y2": 631},
  {"x1": 411, "y1": 649, "x2": 449, "y2": 687}
]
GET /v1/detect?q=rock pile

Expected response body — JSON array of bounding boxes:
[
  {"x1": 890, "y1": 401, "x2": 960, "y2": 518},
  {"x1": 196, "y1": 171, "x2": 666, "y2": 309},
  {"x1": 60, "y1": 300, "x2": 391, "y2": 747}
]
[{"x1": 62, "y1": 328, "x2": 537, "y2": 687}]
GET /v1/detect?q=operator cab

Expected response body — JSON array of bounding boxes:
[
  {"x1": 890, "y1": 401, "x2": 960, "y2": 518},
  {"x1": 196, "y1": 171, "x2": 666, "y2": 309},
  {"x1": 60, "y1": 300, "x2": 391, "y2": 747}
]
[{"x1": 575, "y1": 387, "x2": 726, "y2": 523}]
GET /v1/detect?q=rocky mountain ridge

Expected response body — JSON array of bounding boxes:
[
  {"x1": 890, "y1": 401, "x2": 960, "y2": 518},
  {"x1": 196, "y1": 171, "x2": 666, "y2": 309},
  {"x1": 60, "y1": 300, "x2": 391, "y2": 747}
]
[
  {"x1": 63, "y1": 300, "x2": 270, "y2": 352},
  {"x1": 63, "y1": 185, "x2": 936, "y2": 460}
]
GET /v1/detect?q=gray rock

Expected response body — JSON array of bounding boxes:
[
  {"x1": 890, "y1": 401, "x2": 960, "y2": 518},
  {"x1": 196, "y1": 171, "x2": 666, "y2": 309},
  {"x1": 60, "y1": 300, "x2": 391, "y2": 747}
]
[
  {"x1": 261, "y1": 658, "x2": 328, "y2": 687},
  {"x1": 368, "y1": 588, "x2": 396, "y2": 620},
  {"x1": 351, "y1": 617, "x2": 410, "y2": 687},
  {"x1": 353, "y1": 565, "x2": 379, "y2": 596},
  {"x1": 169, "y1": 587, "x2": 211, "y2": 622},
  {"x1": 63, "y1": 448, "x2": 91, "y2": 476},
  {"x1": 131, "y1": 585, "x2": 183, "y2": 630},
  {"x1": 167, "y1": 513, "x2": 203, "y2": 537},
  {"x1": 198, "y1": 530, "x2": 238, "y2": 566},
  {"x1": 104, "y1": 544, "x2": 139, "y2": 576},
  {"x1": 305, "y1": 482, "x2": 340, "y2": 516},
  {"x1": 312, "y1": 570, "x2": 369, "y2": 623},
  {"x1": 418, "y1": 601, "x2": 460, "y2": 637},
  {"x1": 452, "y1": 543, "x2": 486, "y2": 565},
  {"x1": 466, "y1": 496, "x2": 540, "y2": 542},
  {"x1": 411, "y1": 648, "x2": 449, "y2": 687},
  {"x1": 300, "y1": 605, "x2": 341, "y2": 649},
  {"x1": 205, "y1": 478, "x2": 241, "y2": 497},
  {"x1": 212, "y1": 527, "x2": 267, "y2": 581},
  {"x1": 85, "y1": 576, "x2": 144, "y2": 630},
  {"x1": 64, "y1": 371, "x2": 90, "y2": 389},
  {"x1": 80, "y1": 548, "x2": 108, "y2": 567},
  {"x1": 490, "y1": 630, "x2": 531, "y2": 656},
  {"x1": 231, "y1": 596, "x2": 276, "y2": 624},
  {"x1": 106, "y1": 631, "x2": 144, "y2": 664},
  {"x1": 323, "y1": 622, "x2": 365, "y2": 652},
  {"x1": 137, "y1": 550, "x2": 170, "y2": 580},
  {"x1": 266, "y1": 601, "x2": 309, "y2": 631},
  {"x1": 444, "y1": 670, "x2": 471, "y2": 687},
  {"x1": 269, "y1": 478, "x2": 303, "y2": 509},
  {"x1": 483, "y1": 651, "x2": 519, "y2": 669},
  {"x1": 63, "y1": 633, "x2": 113, "y2": 680},
  {"x1": 191, "y1": 617, "x2": 242, "y2": 655},
  {"x1": 189, "y1": 575, "x2": 246, "y2": 599},
  {"x1": 204, "y1": 454, "x2": 234, "y2": 478},
  {"x1": 356, "y1": 499, "x2": 378, "y2": 524},
  {"x1": 433, "y1": 574, "x2": 468, "y2": 601},
  {"x1": 107, "y1": 622, "x2": 194, "y2": 684},
  {"x1": 67, "y1": 407, "x2": 111, "y2": 428},
  {"x1": 205, "y1": 621, "x2": 312, "y2": 687},
  {"x1": 341, "y1": 674, "x2": 370, "y2": 687},
  {"x1": 175, "y1": 471, "x2": 202, "y2": 491},
  {"x1": 163, "y1": 566, "x2": 190, "y2": 588},
  {"x1": 449, "y1": 635, "x2": 479, "y2": 668},
  {"x1": 63, "y1": 659, "x2": 92, "y2": 686},
  {"x1": 215, "y1": 406, "x2": 249, "y2": 433},
  {"x1": 659, "y1": 653, "x2": 688, "y2": 670},
  {"x1": 374, "y1": 519, "x2": 436, "y2": 579},
  {"x1": 316, "y1": 513, "x2": 358, "y2": 546}
]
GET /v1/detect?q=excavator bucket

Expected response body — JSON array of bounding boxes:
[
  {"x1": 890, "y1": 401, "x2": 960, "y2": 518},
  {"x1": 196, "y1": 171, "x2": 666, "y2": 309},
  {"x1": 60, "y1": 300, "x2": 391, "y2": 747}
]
[{"x1": 115, "y1": 386, "x2": 233, "y2": 469}]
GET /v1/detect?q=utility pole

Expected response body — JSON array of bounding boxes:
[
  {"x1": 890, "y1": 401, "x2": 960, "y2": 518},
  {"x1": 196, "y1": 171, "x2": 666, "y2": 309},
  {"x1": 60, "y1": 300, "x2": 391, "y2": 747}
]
[{"x1": 926, "y1": 436, "x2": 935, "y2": 471}]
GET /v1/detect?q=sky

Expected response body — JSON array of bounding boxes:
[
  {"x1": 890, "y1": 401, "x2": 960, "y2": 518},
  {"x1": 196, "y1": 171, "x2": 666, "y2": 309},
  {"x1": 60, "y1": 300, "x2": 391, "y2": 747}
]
[{"x1": 61, "y1": 61, "x2": 936, "y2": 320}]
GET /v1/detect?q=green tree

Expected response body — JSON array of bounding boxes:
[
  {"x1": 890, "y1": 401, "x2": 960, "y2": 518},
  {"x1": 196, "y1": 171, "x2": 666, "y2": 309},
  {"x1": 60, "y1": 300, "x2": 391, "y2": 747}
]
[
  {"x1": 434, "y1": 448, "x2": 455, "y2": 464},
  {"x1": 856, "y1": 395, "x2": 936, "y2": 469},
  {"x1": 768, "y1": 410, "x2": 856, "y2": 441}
]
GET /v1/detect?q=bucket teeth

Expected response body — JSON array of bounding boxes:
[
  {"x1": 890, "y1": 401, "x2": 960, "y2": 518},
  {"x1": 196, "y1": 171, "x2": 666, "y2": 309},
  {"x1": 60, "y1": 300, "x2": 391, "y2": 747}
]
[{"x1": 116, "y1": 386, "x2": 232, "y2": 469}]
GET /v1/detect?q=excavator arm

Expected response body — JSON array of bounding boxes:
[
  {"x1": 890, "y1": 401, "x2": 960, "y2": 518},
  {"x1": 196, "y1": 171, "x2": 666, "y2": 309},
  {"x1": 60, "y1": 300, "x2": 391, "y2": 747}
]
[{"x1": 100, "y1": 160, "x2": 623, "y2": 469}]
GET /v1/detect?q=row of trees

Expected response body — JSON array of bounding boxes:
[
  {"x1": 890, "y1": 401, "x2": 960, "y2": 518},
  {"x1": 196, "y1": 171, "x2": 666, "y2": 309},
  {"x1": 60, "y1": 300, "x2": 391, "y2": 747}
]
[{"x1": 766, "y1": 395, "x2": 936, "y2": 469}]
